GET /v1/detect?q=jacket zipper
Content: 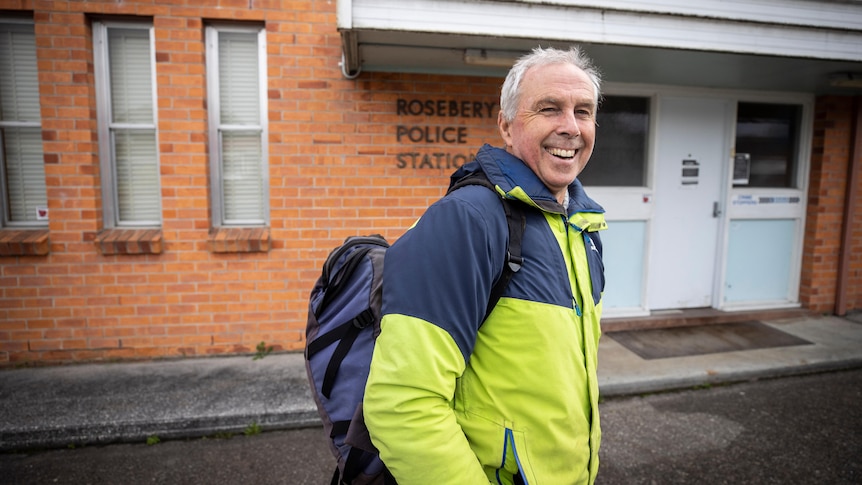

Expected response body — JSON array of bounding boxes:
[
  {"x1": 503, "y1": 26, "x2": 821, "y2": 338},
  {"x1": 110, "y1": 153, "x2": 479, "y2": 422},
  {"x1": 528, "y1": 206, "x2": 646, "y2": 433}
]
[
  {"x1": 497, "y1": 428, "x2": 528, "y2": 485},
  {"x1": 563, "y1": 215, "x2": 582, "y2": 317}
]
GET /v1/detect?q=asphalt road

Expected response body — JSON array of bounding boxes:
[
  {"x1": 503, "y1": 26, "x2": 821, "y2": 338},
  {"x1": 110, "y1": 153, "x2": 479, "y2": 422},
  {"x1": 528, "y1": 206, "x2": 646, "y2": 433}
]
[{"x1": 2, "y1": 368, "x2": 860, "y2": 484}]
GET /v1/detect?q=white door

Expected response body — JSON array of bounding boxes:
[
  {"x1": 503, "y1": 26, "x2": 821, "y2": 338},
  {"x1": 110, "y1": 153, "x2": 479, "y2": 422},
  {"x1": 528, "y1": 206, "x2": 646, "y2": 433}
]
[{"x1": 648, "y1": 96, "x2": 730, "y2": 310}]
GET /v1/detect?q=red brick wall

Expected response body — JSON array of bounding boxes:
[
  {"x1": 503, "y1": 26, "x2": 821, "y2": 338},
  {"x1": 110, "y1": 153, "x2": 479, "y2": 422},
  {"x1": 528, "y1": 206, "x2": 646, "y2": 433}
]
[
  {"x1": 0, "y1": 0, "x2": 502, "y2": 365},
  {"x1": 800, "y1": 96, "x2": 861, "y2": 313},
  {"x1": 840, "y1": 99, "x2": 862, "y2": 312}
]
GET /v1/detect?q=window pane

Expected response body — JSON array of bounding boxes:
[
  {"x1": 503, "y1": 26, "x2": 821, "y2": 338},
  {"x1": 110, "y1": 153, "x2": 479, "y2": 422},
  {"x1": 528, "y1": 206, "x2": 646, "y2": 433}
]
[
  {"x1": 221, "y1": 130, "x2": 264, "y2": 222},
  {"x1": 108, "y1": 28, "x2": 153, "y2": 124},
  {"x1": 1, "y1": 22, "x2": 46, "y2": 225},
  {"x1": 114, "y1": 130, "x2": 160, "y2": 222},
  {"x1": 579, "y1": 96, "x2": 649, "y2": 187},
  {"x1": 734, "y1": 102, "x2": 801, "y2": 188},
  {"x1": 724, "y1": 219, "x2": 795, "y2": 302},
  {"x1": 0, "y1": 25, "x2": 40, "y2": 122},
  {"x1": 96, "y1": 22, "x2": 160, "y2": 227},
  {"x1": 218, "y1": 32, "x2": 260, "y2": 125},
  {"x1": 3, "y1": 127, "x2": 46, "y2": 222},
  {"x1": 600, "y1": 220, "x2": 647, "y2": 310}
]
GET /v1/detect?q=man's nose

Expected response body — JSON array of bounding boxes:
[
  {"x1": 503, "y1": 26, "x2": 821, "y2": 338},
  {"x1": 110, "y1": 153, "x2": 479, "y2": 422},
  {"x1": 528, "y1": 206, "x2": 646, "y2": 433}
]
[{"x1": 558, "y1": 111, "x2": 581, "y2": 137}]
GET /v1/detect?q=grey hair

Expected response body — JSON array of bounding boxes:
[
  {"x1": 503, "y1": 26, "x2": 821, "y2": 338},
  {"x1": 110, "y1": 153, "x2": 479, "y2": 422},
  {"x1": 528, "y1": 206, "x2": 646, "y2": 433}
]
[{"x1": 499, "y1": 46, "x2": 602, "y2": 122}]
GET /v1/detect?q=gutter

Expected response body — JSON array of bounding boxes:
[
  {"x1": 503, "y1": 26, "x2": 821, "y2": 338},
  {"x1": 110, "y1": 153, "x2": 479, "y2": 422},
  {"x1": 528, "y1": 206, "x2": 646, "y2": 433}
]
[{"x1": 337, "y1": 0, "x2": 361, "y2": 78}]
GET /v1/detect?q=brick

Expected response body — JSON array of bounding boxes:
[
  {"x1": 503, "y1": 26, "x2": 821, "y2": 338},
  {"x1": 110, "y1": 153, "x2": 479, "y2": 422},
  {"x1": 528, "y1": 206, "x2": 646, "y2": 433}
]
[
  {"x1": 94, "y1": 229, "x2": 163, "y2": 255},
  {"x1": 799, "y1": 95, "x2": 861, "y2": 313},
  {"x1": 207, "y1": 227, "x2": 271, "y2": 253},
  {"x1": 0, "y1": 230, "x2": 50, "y2": 256}
]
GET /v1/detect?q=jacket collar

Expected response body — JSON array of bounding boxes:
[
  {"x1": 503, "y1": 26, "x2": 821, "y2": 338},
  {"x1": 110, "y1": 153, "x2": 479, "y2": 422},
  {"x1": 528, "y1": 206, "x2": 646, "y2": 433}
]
[{"x1": 450, "y1": 144, "x2": 605, "y2": 216}]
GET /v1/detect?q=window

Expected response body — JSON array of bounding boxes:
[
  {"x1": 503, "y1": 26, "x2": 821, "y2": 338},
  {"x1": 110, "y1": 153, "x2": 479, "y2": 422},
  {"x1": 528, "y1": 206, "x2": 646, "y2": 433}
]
[
  {"x1": 579, "y1": 96, "x2": 650, "y2": 187},
  {"x1": 93, "y1": 20, "x2": 161, "y2": 227},
  {"x1": 206, "y1": 24, "x2": 268, "y2": 227},
  {"x1": 734, "y1": 102, "x2": 802, "y2": 188},
  {"x1": 0, "y1": 20, "x2": 47, "y2": 227}
]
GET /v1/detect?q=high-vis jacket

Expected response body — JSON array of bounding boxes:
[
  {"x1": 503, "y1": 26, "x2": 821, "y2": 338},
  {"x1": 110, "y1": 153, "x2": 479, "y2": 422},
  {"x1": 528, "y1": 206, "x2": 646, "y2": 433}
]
[{"x1": 364, "y1": 144, "x2": 607, "y2": 485}]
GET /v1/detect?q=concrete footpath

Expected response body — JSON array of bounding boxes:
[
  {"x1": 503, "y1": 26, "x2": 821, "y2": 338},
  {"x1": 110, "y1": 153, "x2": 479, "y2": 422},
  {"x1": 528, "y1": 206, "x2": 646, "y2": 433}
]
[{"x1": 2, "y1": 313, "x2": 861, "y2": 452}]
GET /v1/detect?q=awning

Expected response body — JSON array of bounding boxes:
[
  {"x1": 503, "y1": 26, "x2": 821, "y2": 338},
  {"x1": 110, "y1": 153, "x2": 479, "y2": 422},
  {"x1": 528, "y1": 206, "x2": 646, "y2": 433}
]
[{"x1": 337, "y1": 0, "x2": 862, "y2": 93}]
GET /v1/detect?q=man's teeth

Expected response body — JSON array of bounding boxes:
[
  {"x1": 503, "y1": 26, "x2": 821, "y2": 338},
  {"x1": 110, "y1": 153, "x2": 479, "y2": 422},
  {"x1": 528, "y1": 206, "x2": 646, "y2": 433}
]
[{"x1": 547, "y1": 148, "x2": 576, "y2": 158}]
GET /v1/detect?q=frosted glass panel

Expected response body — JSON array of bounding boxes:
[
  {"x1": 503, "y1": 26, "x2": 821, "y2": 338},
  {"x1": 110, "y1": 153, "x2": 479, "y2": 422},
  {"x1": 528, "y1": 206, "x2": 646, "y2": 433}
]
[
  {"x1": 725, "y1": 219, "x2": 795, "y2": 302},
  {"x1": 599, "y1": 220, "x2": 646, "y2": 309}
]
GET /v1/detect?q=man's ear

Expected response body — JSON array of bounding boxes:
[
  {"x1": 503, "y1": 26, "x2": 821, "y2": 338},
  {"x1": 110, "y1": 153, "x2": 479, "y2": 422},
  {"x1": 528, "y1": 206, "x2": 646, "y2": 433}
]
[{"x1": 498, "y1": 110, "x2": 513, "y2": 147}]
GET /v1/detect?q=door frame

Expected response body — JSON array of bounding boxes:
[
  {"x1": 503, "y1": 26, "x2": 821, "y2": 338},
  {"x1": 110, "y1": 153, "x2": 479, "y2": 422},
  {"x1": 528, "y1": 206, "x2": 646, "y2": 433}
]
[
  {"x1": 592, "y1": 83, "x2": 813, "y2": 317},
  {"x1": 714, "y1": 93, "x2": 814, "y2": 311}
]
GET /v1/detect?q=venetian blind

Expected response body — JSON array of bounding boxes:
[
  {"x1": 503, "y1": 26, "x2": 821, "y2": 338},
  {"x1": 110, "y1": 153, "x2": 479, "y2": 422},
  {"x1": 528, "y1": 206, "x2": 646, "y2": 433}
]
[
  {"x1": 218, "y1": 31, "x2": 264, "y2": 223},
  {"x1": 0, "y1": 23, "x2": 47, "y2": 224},
  {"x1": 107, "y1": 27, "x2": 160, "y2": 224}
]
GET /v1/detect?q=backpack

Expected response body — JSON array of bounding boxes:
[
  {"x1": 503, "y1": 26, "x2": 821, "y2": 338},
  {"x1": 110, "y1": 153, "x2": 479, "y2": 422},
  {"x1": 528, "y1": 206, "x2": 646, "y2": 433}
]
[{"x1": 304, "y1": 172, "x2": 526, "y2": 485}]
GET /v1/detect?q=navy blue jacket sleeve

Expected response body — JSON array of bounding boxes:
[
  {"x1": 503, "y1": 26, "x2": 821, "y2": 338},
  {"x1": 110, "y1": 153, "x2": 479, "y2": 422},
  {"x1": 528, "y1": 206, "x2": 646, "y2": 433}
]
[{"x1": 381, "y1": 185, "x2": 508, "y2": 363}]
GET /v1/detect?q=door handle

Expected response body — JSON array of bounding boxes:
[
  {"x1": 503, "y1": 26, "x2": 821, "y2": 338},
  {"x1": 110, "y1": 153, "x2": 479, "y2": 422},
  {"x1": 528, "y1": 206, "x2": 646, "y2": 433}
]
[{"x1": 713, "y1": 201, "x2": 722, "y2": 218}]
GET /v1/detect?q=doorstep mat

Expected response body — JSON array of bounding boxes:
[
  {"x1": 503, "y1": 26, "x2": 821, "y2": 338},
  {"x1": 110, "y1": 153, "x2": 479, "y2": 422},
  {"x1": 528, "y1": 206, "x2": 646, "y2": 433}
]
[{"x1": 608, "y1": 320, "x2": 813, "y2": 360}]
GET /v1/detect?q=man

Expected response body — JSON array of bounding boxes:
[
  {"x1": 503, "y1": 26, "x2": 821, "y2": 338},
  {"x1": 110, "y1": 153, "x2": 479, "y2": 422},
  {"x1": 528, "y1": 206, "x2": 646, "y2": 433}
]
[{"x1": 364, "y1": 46, "x2": 607, "y2": 485}]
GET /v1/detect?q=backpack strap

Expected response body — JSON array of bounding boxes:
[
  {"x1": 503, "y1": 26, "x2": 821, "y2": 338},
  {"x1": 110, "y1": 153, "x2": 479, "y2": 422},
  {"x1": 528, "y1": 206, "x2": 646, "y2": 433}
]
[
  {"x1": 486, "y1": 197, "x2": 524, "y2": 321},
  {"x1": 307, "y1": 308, "x2": 375, "y2": 399},
  {"x1": 318, "y1": 237, "x2": 387, "y2": 316},
  {"x1": 446, "y1": 171, "x2": 526, "y2": 323},
  {"x1": 339, "y1": 452, "x2": 398, "y2": 485},
  {"x1": 342, "y1": 447, "x2": 365, "y2": 484}
]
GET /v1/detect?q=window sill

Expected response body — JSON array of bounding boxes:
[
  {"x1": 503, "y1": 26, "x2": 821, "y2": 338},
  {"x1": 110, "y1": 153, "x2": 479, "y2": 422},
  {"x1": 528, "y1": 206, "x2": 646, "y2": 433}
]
[
  {"x1": 207, "y1": 227, "x2": 270, "y2": 253},
  {"x1": 0, "y1": 229, "x2": 50, "y2": 256},
  {"x1": 94, "y1": 229, "x2": 163, "y2": 255}
]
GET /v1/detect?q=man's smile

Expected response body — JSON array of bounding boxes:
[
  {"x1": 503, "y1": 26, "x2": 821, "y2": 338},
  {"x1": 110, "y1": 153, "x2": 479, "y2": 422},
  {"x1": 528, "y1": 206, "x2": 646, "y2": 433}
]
[{"x1": 546, "y1": 147, "x2": 578, "y2": 159}]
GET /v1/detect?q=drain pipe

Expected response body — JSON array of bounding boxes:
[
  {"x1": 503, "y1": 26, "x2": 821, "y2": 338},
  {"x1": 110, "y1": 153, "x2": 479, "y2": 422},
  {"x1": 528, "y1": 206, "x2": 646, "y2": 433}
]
[{"x1": 836, "y1": 96, "x2": 862, "y2": 316}]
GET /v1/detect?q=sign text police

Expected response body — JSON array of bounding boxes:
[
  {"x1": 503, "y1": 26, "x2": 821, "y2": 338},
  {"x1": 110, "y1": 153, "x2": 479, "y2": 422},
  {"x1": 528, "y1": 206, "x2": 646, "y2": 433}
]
[{"x1": 395, "y1": 98, "x2": 498, "y2": 169}]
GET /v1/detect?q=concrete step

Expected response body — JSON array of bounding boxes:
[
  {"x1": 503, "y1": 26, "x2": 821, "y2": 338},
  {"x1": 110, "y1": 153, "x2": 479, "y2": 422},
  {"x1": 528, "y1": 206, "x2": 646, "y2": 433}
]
[{"x1": 601, "y1": 307, "x2": 816, "y2": 333}]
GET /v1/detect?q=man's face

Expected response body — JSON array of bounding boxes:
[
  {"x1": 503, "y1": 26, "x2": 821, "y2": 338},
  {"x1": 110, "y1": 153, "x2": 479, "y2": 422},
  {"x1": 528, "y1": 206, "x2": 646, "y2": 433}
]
[{"x1": 498, "y1": 62, "x2": 597, "y2": 203}]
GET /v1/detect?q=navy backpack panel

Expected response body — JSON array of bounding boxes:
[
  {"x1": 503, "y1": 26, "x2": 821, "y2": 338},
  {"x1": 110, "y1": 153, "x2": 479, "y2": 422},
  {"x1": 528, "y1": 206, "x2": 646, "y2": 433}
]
[{"x1": 305, "y1": 235, "x2": 392, "y2": 485}]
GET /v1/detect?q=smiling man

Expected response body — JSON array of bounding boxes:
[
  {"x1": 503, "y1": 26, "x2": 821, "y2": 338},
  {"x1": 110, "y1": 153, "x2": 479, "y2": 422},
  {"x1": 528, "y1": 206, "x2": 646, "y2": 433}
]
[
  {"x1": 498, "y1": 58, "x2": 598, "y2": 204},
  {"x1": 364, "y1": 47, "x2": 608, "y2": 485}
]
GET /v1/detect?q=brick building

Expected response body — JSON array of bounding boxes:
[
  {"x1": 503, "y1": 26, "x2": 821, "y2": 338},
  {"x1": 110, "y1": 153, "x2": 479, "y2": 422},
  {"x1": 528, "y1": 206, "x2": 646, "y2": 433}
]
[{"x1": 1, "y1": 0, "x2": 860, "y2": 366}]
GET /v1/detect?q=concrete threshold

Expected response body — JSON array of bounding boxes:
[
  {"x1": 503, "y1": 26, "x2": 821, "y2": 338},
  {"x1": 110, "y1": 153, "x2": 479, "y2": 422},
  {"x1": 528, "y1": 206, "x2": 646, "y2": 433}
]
[{"x1": 601, "y1": 307, "x2": 815, "y2": 333}]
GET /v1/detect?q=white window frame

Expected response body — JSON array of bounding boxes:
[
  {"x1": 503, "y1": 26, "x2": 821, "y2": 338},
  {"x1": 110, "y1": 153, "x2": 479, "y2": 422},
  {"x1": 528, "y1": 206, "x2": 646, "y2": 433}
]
[
  {"x1": 93, "y1": 19, "x2": 161, "y2": 228},
  {"x1": 205, "y1": 23, "x2": 269, "y2": 227},
  {"x1": 0, "y1": 18, "x2": 47, "y2": 228}
]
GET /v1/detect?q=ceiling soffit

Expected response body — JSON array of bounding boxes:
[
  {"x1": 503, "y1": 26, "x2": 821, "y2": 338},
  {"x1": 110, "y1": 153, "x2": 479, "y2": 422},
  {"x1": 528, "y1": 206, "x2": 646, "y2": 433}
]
[{"x1": 337, "y1": 0, "x2": 862, "y2": 94}]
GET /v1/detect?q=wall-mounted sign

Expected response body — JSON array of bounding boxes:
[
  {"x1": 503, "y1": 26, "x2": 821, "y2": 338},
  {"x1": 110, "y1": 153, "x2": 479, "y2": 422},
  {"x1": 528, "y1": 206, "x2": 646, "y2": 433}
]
[
  {"x1": 733, "y1": 153, "x2": 751, "y2": 185},
  {"x1": 681, "y1": 159, "x2": 699, "y2": 186},
  {"x1": 396, "y1": 99, "x2": 497, "y2": 118},
  {"x1": 732, "y1": 194, "x2": 802, "y2": 206},
  {"x1": 394, "y1": 98, "x2": 498, "y2": 170},
  {"x1": 396, "y1": 152, "x2": 475, "y2": 170}
]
